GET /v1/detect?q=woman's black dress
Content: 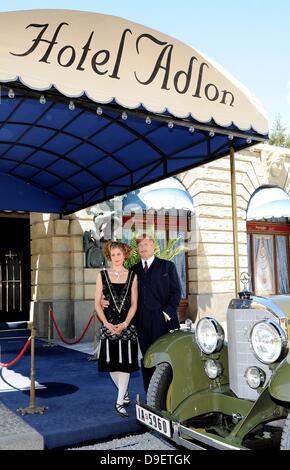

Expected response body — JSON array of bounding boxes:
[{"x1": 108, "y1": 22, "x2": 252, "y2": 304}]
[{"x1": 98, "y1": 269, "x2": 139, "y2": 373}]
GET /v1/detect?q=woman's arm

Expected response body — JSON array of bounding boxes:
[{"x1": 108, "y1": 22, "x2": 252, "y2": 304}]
[
  {"x1": 95, "y1": 272, "x2": 116, "y2": 334},
  {"x1": 114, "y1": 275, "x2": 138, "y2": 334}
]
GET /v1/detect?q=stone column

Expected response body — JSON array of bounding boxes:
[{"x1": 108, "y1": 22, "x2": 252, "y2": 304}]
[
  {"x1": 69, "y1": 210, "x2": 97, "y2": 341},
  {"x1": 31, "y1": 213, "x2": 73, "y2": 338}
]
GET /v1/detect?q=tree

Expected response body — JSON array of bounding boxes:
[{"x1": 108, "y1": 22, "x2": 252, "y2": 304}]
[{"x1": 269, "y1": 115, "x2": 290, "y2": 148}]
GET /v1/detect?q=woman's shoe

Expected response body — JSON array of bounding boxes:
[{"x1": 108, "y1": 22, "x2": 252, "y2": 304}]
[
  {"x1": 115, "y1": 403, "x2": 128, "y2": 417},
  {"x1": 123, "y1": 391, "x2": 131, "y2": 407}
]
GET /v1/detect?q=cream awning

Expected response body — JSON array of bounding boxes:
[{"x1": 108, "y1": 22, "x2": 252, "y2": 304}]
[{"x1": 0, "y1": 9, "x2": 268, "y2": 134}]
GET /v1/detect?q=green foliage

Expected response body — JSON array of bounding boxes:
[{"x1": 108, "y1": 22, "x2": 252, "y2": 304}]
[
  {"x1": 124, "y1": 232, "x2": 188, "y2": 269},
  {"x1": 158, "y1": 237, "x2": 188, "y2": 261},
  {"x1": 269, "y1": 115, "x2": 290, "y2": 148},
  {"x1": 124, "y1": 235, "x2": 140, "y2": 269}
]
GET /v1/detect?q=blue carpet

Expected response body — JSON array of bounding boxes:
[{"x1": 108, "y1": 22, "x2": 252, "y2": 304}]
[{"x1": 0, "y1": 339, "x2": 145, "y2": 449}]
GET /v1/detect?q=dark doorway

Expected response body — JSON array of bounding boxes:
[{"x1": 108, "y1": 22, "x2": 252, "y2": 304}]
[{"x1": 0, "y1": 215, "x2": 30, "y2": 322}]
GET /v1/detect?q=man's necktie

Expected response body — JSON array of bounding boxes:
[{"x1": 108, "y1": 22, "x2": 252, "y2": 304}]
[{"x1": 144, "y1": 260, "x2": 148, "y2": 273}]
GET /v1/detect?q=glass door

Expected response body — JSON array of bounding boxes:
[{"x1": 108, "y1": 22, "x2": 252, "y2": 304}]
[
  {"x1": 0, "y1": 216, "x2": 30, "y2": 322},
  {"x1": 0, "y1": 251, "x2": 23, "y2": 318}
]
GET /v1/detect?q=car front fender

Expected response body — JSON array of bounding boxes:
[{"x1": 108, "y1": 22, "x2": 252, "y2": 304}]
[
  {"x1": 143, "y1": 329, "x2": 229, "y2": 412},
  {"x1": 269, "y1": 353, "x2": 290, "y2": 402}
]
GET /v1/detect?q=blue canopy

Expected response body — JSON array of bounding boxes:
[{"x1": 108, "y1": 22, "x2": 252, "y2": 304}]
[{"x1": 0, "y1": 83, "x2": 267, "y2": 214}]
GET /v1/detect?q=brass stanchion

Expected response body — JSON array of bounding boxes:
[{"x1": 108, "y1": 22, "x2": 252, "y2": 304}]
[
  {"x1": 44, "y1": 305, "x2": 55, "y2": 348},
  {"x1": 17, "y1": 322, "x2": 48, "y2": 415},
  {"x1": 88, "y1": 310, "x2": 99, "y2": 361}
]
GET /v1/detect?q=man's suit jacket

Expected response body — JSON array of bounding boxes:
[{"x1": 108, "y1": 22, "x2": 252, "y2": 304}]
[{"x1": 131, "y1": 257, "x2": 181, "y2": 354}]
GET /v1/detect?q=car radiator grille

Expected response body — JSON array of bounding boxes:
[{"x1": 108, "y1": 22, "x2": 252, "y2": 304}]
[{"x1": 227, "y1": 304, "x2": 273, "y2": 400}]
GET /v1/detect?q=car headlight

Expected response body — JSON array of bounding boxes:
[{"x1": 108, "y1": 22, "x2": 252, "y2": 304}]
[
  {"x1": 250, "y1": 320, "x2": 288, "y2": 364},
  {"x1": 245, "y1": 366, "x2": 266, "y2": 389},
  {"x1": 204, "y1": 359, "x2": 223, "y2": 379},
  {"x1": 195, "y1": 317, "x2": 224, "y2": 354}
]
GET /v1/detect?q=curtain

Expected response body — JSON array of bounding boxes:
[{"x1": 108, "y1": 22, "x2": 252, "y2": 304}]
[
  {"x1": 170, "y1": 230, "x2": 186, "y2": 299},
  {"x1": 122, "y1": 228, "x2": 132, "y2": 244},
  {"x1": 254, "y1": 235, "x2": 275, "y2": 295},
  {"x1": 276, "y1": 236, "x2": 289, "y2": 294}
]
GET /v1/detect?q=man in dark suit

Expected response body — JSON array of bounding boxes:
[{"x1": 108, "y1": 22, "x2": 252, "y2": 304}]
[{"x1": 131, "y1": 234, "x2": 181, "y2": 392}]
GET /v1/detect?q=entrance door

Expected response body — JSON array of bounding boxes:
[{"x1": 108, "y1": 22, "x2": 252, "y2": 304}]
[{"x1": 0, "y1": 216, "x2": 30, "y2": 322}]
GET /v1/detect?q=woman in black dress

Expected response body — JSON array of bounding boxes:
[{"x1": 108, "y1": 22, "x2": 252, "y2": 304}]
[{"x1": 95, "y1": 241, "x2": 138, "y2": 417}]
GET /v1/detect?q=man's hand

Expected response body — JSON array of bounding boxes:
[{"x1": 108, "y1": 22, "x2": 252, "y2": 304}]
[{"x1": 100, "y1": 294, "x2": 109, "y2": 309}]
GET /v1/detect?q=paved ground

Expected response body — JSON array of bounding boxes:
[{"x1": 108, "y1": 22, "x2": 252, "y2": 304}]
[
  {"x1": 0, "y1": 402, "x2": 44, "y2": 449},
  {"x1": 69, "y1": 431, "x2": 178, "y2": 450}
]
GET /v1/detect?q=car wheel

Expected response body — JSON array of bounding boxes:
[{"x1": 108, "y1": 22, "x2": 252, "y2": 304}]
[
  {"x1": 280, "y1": 412, "x2": 290, "y2": 449},
  {"x1": 147, "y1": 362, "x2": 172, "y2": 411}
]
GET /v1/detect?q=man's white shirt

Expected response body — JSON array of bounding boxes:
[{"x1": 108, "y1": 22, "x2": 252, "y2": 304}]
[{"x1": 141, "y1": 255, "x2": 155, "y2": 270}]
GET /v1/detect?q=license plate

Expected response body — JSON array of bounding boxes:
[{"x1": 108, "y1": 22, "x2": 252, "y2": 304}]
[{"x1": 136, "y1": 404, "x2": 171, "y2": 437}]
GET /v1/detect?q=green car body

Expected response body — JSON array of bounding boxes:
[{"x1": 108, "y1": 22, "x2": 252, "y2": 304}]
[{"x1": 137, "y1": 294, "x2": 290, "y2": 450}]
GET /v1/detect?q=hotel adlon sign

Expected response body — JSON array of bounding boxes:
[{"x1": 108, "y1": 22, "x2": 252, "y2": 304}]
[{"x1": 0, "y1": 10, "x2": 267, "y2": 134}]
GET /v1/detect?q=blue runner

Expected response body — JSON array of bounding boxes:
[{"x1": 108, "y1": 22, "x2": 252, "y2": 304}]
[{"x1": 0, "y1": 339, "x2": 144, "y2": 449}]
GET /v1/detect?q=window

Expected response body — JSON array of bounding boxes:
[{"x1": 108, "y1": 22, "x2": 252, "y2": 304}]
[
  {"x1": 122, "y1": 210, "x2": 190, "y2": 299},
  {"x1": 247, "y1": 221, "x2": 290, "y2": 296}
]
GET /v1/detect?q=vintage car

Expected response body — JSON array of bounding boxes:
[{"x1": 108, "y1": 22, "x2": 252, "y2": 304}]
[{"x1": 136, "y1": 284, "x2": 290, "y2": 450}]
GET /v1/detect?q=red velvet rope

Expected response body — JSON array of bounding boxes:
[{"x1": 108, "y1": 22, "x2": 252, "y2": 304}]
[
  {"x1": 0, "y1": 337, "x2": 31, "y2": 368},
  {"x1": 49, "y1": 308, "x2": 94, "y2": 345}
]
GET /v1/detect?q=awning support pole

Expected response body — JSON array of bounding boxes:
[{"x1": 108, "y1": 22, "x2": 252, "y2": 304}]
[{"x1": 230, "y1": 146, "x2": 240, "y2": 297}]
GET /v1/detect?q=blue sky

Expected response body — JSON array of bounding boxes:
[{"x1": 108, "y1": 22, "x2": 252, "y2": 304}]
[{"x1": 2, "y1": 1, "x2": 290, "y2": 134}]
